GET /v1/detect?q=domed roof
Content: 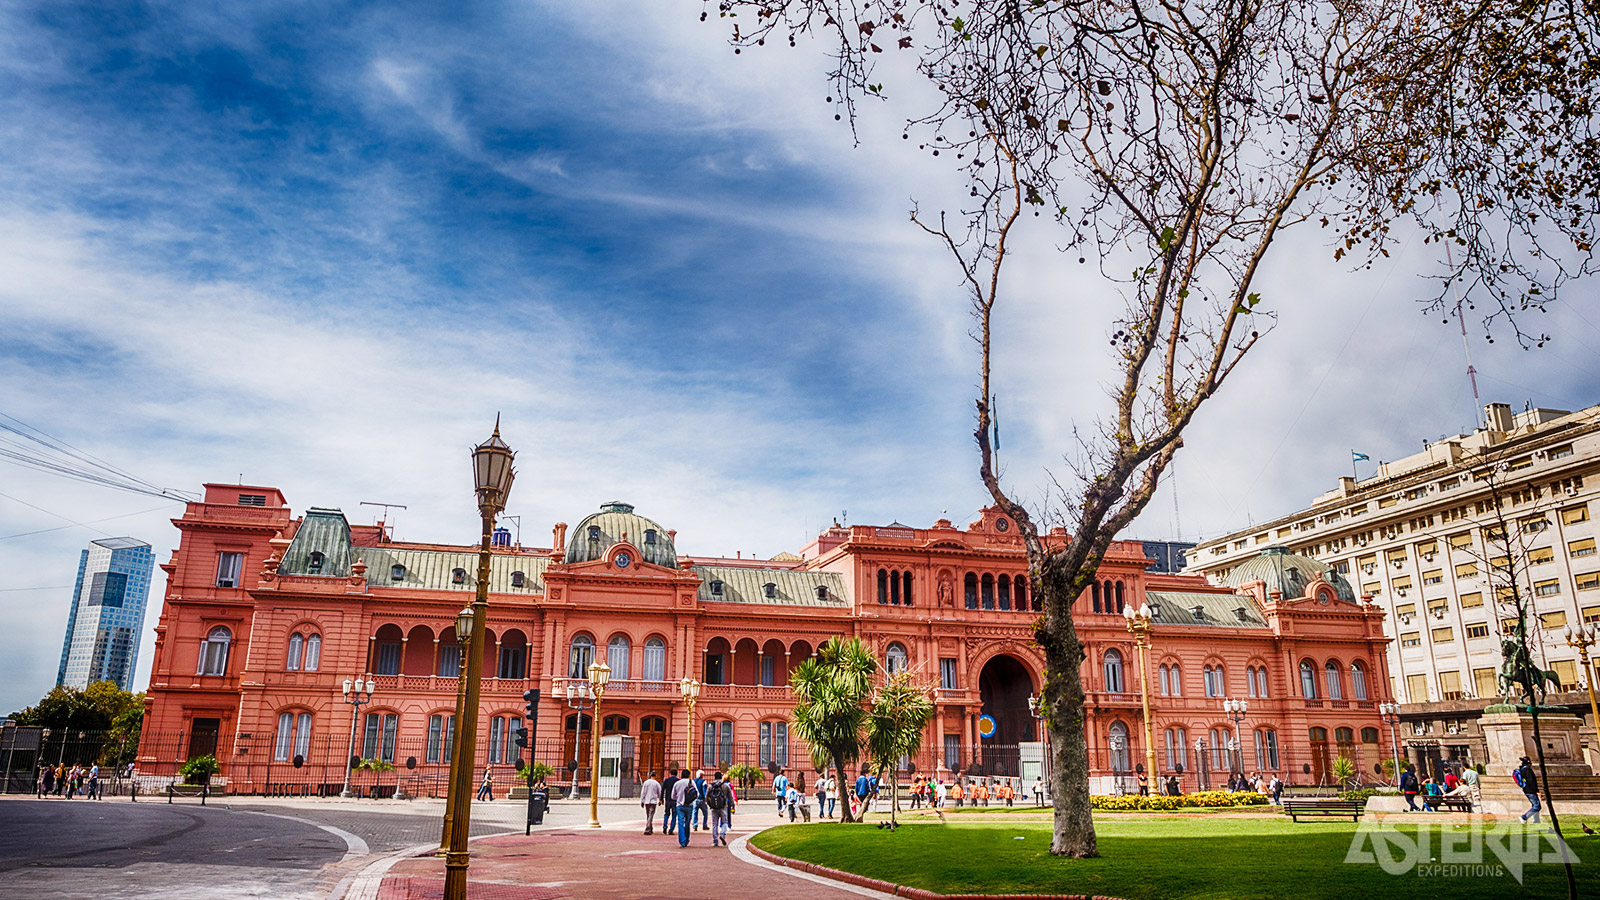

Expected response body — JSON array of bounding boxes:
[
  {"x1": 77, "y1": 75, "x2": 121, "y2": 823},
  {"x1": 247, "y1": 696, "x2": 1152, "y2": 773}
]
[
  {"x1": 1222, "y1": 546, "x2": 1357, "y2": 603},
  {"x1": 565, "y1": 501, "x2": 676, "y2": 567}
]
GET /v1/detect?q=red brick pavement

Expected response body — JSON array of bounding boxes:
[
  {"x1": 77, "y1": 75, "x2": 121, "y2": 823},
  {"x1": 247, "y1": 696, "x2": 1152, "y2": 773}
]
[{"x1": 377, "y1": 820, "x2": 883, "y2": 900}]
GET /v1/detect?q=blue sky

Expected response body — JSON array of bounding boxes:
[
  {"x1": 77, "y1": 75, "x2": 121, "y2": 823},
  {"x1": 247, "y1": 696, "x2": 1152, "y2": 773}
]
[{"x1": 2, "y1": 1, "x2": 1599, "y2": 715}]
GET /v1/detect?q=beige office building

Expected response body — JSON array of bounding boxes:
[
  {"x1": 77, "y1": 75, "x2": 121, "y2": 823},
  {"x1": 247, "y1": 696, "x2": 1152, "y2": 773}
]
[{"x1": 1188, "y1": 402, "x2": 1599, "y2": 707}]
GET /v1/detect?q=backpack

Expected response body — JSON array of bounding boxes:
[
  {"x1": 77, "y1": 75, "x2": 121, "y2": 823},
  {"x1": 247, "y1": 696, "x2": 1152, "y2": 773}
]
[
  {"x1": 1513, "y1": 768, "x2": 1526, "y2": 789},
  {"x1": 706, "y1": 781, "x2": 729, "y2": 810}
]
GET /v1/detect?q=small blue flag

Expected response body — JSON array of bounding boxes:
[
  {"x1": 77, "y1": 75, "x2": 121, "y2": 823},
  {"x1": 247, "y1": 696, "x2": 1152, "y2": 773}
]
[{"x1": 1352, "y1": 450, "x2": 1370, "y2": 462}]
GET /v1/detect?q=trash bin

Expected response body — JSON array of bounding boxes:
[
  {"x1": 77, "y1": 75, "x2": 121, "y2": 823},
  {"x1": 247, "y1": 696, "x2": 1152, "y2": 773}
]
[{"x1": 528, "y1": 789, "x2": 548, "y2": 826}]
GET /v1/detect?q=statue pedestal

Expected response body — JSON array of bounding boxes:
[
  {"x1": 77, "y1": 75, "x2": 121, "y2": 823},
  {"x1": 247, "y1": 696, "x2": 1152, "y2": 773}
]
[{"x1": 1477, "y1": 708, "x2": 1600, "y2": 815}]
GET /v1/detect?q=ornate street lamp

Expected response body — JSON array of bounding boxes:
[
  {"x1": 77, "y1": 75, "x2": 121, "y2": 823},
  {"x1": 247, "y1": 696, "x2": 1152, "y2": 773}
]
[
  {"x1": 1565, "y1": 623, "x2": 1600, "y2": 740},
  {"x1": 1027, "y1": 693, "x2": 1050, "y2": 803},
  {"x1": 680, "y1": 677, "x2": 702, "y2": 771},
  {"x1": 442, "y1": 421, "x2": 515, "y2": 900},
  {"x1": 1223, "y1": 699, "x2": 1248, "y2": 779},
  {"x1": 564, "y1": 678, "x2": 595, "y2": 802},
  {"x1": 587, "y1": 660, "x2": 612, "y2": 828},
  {"x1": 1378, "y1": 702, "x2": 1402, "y2": 787},
  {"x1": 339, "y1": 677, "x2": 376, "y2": 798},
  {"x1": 1122, "y1": 602, "x2": 1159, "y2": 791}
]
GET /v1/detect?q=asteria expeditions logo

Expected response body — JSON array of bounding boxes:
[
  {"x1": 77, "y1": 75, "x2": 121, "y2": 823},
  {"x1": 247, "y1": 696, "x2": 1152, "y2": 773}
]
[{"x1": 1345, "y1": 817, "x2": 1581, "y2": 883}]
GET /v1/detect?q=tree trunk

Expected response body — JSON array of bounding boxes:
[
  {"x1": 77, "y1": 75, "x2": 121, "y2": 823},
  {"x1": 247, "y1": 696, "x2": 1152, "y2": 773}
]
[
  {"x1": 1529, "y1": 707, "x2": 1577, "y2": 900},
  {"x1": 1040, "y1": 564, "x2": 1098, "y2": 858},
  {"x1": 835, "y1": 752, "x2": 857, "y2": 823}
]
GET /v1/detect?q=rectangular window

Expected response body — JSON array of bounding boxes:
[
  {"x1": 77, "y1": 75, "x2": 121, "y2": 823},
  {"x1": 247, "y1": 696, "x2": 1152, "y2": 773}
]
[
  {"x1": 1529, "y1": 547, "x2": 1555, "y2": 565},
  {"x1": 1454, "y1": 562, "x2": 1478, "y2": 578},
  {"x1": 940, "y1": 658, "x2": 958, "y2": 690},
  {"x1": 1572, "y1": 538, "x2": 1598, "y2": 558},
  {"x1": 275, "y1": 712, "x2": 295, "y2": 762},
  {"x1": 1535, "y1": 579, "x2": 1562, "y2": 597},
  {"x1": 1553, "y1": 659, "x2": 1578, "y2": 689},
  {"x1": 1422, "y1": 569, "x2": 1444, "y2": 585},
  {"x1": 1502, "y1": 617, "x2": 1523, "y2": 633},
  {"x1": 760, "y1": 656, "x2": 776, "y2": 686},
  {"x1": 702, "y1": 722, "x2": 717, "y2": 769},
  {"x1": 1363, "y1": 582, "x2": 1381, "y2": 595},
  {"x1": 1392, "y1": 576, "x2": 1413, "y2": 591},
  {"x1": 944, "y1": 734, "x2": 960, "y2": 769},
  {"x1": 1490, "y1": 556, "x2": 1511, "y2": 572},
  {"x1": 238, "y1": 494, "x2": 267, "y2": 506},
  {"x1": 489, "y1": 717, "x2": 506, "y2": 764},
  {"x1": 1564, "y1": 505, "x2": 1591, "y2": 525},
  {"x1": 498, "y1": 645, "x2": 527, "y2": 680},
  {"x1": 1473, "y1": 667, "x2": 1499, "y2": 698},
  {"x1": 1386, "y1": 548, "x2": 1408, "y2": 564},
  {"x1": 1439, "y1": 670, "x2": 1462, "y2": 699},
  {"x1": 375, "y1": 641, "x2": 402, "y2": 676},
  {"x1": 1459, "y1": 591, "x2": 1484, "y2": 608},
  {"x1": 1400, "y1": 632, "x2": 1421, "y2": 647},
  {"x1": 1431, "y1": 627, "x2": 1454, "y2": 643},
  {"x1": 718, "y1": 720, "x2": 733, "y2": 767},
  {"x1": 438, "y1": 645, "x2": 462, "y2": 678},
  {"x1": 1406, "y1": 673, "x2": 1428, "y2": 702},
  {"x1": 1584, "y1": 606, "x2": 1600, "y2": 623},
  {"x1": 216, "y1": 551, "x2": 243, "y2": 588},
  {"x1": 1395, "y1": 603, "x2": 1416, "y2": 617},
  {"x1": 428, "y1": 715, "x2": 444, "y2": 763},
  {"x1": 1540, "y1": 610, "x2": 1568, "y2": 628},
  {"x1": 1427, "y1": 597, "x2": 1449, "y2": 613},
  {"x1": 1465, "y1": 623, "x2": 1490, "y2": 639},
  {"x1": 1447, "y1": 532, "x2": 1471, "y2": 549},
  {"x1": 1379, "y1": 496, "x2": 1399, "y2": 509}
]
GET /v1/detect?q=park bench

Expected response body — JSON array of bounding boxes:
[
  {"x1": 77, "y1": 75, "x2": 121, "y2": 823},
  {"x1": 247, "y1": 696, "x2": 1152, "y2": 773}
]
[
  {"x1": 1432, "y1": 795, "x2": 1473, "y2": 813},
  {"x1": 1282, "y1": 798, "x2": 1364, "y2": 822}
]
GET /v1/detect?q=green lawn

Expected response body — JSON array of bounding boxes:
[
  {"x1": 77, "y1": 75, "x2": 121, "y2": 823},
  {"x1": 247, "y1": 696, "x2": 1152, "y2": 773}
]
[{"x1": 751, "y1": 815, "x2": 1599, "y2": 899}]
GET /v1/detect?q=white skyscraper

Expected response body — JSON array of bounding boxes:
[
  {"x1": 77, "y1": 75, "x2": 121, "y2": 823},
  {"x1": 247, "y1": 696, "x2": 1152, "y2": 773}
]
[{"x1": 56, "y1": 536, "x2": 154, "y2": 690}]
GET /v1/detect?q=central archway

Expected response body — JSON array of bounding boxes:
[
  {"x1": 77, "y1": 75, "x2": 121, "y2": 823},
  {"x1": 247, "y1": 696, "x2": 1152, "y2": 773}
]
[{"x1": 978, "y1": 654, "x2": 1037, "y2": 776}]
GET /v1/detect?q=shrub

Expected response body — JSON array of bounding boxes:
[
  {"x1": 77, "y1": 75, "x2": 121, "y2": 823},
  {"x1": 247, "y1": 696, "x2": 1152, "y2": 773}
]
[
  {"x1": 179, "y1": 754, "x2": 219, "y2": 784},
  {"x1": 1090, "y1": 790, "x2": 1268, "y2": 811},
  {"x1": 1340, "y1": 788, "x2": 1395, "y2": 803}
]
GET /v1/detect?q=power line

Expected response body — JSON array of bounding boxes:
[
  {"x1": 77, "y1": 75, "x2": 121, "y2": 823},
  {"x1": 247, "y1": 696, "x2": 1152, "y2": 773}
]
[
  {"x1": 0, "y1": 411, "x2": 199, "y2": 502},
  {"x1": 0, "y1": 503, "x2": 179, "y2": 541}
]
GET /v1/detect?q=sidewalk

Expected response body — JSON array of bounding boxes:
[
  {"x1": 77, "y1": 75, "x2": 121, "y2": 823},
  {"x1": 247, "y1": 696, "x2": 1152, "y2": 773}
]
[{"x1": 361, "y1": 813, "x2": 887, "y2": 900}]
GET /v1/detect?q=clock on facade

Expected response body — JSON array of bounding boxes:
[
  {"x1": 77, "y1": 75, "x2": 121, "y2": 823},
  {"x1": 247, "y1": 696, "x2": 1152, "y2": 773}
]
[
  {"x1": 996, "y1": 517, "x2": 1010, "y2": 532},
  {"x1": 615, "y1": 551, "x2": 632, "y2": 568}
]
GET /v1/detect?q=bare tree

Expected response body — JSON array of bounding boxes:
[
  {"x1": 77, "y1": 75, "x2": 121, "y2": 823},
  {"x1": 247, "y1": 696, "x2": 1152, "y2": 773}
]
[{"x1": 714, "y1": 0, "x2": 1597, "y2": 858}]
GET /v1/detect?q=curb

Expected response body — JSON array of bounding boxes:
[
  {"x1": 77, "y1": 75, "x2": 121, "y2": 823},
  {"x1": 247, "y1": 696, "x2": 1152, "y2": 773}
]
[
  {"x1": 741, "y1": 836, "x2": 1134, "y2": 900},
  {"x1": 333, "y1": 828, "x2": 523, "y2": 900}
]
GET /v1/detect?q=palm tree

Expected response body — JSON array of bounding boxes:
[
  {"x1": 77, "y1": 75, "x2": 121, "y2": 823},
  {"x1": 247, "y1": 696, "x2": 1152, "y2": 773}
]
[
  {"x1": 867, "y1": 672, "x2": 935, "y2": 828},
  {"x1": 790, "y1": 636, "x2": 876, "y2": 823}
]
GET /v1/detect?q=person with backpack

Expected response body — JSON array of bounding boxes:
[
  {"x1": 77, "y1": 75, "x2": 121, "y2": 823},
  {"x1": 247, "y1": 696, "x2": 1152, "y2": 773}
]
[
  {"x1": 1399, "y1": 764, "x2": 1421, "y2": 811},
  {"x1": 705, "y1": 771, "x2": 733, "y2": 846},
  {"x1": 691, "y1": 769, "x2": 709, "y2": 830},
  {"x1": 1515, "y1": 756, "x2": 1541, "y2": 823},
  {"x1": 671, "y1": 769, "x2": 696, "y2": 846},
  {"x1": 773, "y1": 769, "x2": 789, "y2": 817},
  {"x1": 661, "y1": 770, "x2": 680, "y2": 837}
]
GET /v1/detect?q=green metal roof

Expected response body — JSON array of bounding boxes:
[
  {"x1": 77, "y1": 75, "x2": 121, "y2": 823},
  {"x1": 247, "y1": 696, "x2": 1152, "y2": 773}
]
[
  {"x1": 1146, "y1": 590, "x2": 1268, "y2": 629},
  {"x1": 692, "y1": 566, "x2": 848, "y2": 607},
  {"x1": 565, "y1": 502, "x2": 676, "y2": 567},
  {"x1": 277, "y1": 508, "x2": 546, "y2": 592},
  {"x1": 1222, "y1": 546, "x2": 1357, "y2": 603}
]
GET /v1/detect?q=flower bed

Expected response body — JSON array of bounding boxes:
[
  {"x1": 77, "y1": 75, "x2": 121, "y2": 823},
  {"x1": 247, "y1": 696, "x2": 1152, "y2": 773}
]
[{"x1": 1090, "y1": 790, "x2": 1268, "y2": 810}]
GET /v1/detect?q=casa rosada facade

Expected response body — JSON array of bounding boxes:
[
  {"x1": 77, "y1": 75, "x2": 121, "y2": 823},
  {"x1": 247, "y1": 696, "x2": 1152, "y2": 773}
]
[{"x1": 138, "y1": 484, "x2": 1395, "y2": 794}]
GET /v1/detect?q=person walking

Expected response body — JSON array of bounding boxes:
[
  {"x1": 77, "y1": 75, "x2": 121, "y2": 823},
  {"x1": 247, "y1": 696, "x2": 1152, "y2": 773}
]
[
  {"x1": 38, "y1": 765, "x2": 53, "y2": 799},
  {"x1": 1461, "y1": 765, "x2": 1481, "y2": 808},
  {"x1": 691, "y1": 770, "x2": 709, "y2": 830},
  {"x1": 706, "y1": 771, "x2": 733, "y2": 846},
  {"x1": 477, "y1": 768, "x2": 494, "y2": 801},
  {"x1": 1032, "y1": 777, "x2": 1044, "y2": 806},
  {"x1": 1516, "y1": 757, "x2": 1541, "y2": 824},
  {"x1": 816, "y1": 771, "x2": 829, "y2": 816},
  {"x1": 773, "y1": 769, "x2": 790, "y2": 817},
  {"x1": 1400, "y1": 764, "x2": 1421, "y2": 811},
  {"x1": 671, "y1": 769, "x2": 696, "y2": 846},
  {"x1": 87, "y1": 764, "x2": 101, "y2": 800},
  {"x1": 950, "y1": 779, "x2": 965, "y2": 808},
  {"x1": 661, "y1": 770, "x2": 680, "y2": 837},
  {"x1": 640, "y1": 771, "x2": 662, "y2": 835}
]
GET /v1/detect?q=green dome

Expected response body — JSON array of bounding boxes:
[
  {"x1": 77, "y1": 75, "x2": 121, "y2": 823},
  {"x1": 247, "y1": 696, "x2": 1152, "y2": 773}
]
[
  {"x1": 1222, "y1": 546, "x2": 1358, "y2": 603},
  {"x1": 564, "y1": 501, "x2": 676, "y2": 567}
]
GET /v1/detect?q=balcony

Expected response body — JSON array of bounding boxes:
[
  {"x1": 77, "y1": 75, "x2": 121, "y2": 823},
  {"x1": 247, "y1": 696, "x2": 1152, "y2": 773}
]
[
  {"x1": 369, "y1": 674, "x2": 531, "y2": 695},
  {"x1": 553, "y1": 676, "x2": 709, "y2": 700}
]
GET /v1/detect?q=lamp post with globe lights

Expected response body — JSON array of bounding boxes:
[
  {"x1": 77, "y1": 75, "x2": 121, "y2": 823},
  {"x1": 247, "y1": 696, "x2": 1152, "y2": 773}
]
[
  {"x1": 680, "y1": 677, "x2": 701, "y2": 770},
  {"x1": 1122, "y1": 602, "x2": 1159, "y2": 791},
  {"x1": 1564, "y1": 623, "x2": 1600, "y2": 737},
  {"x1": 1223, "y1": 699, "x2": 1248, "y2": 781},
  {"x1": 1027, "y1": 693, "x2": 1049, "y2": 800},
  {"x1": 441, "y1": 421, "x2": 515, "y2": 900},
  {"x1": 1378, "y1": 702, "x2": 1403, "y2": 787},
  {"x1": 587, "y1": 660, "x2": 611, "y2": 828},
  {"x1": 339, "y1": 677, "x2": 376, "y2": 798}
]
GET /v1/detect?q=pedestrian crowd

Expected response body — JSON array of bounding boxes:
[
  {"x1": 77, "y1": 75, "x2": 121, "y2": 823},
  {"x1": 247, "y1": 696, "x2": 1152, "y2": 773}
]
[
  {"x1": 639, "y1": 768, "x2": 738, "y2": 847},
  {"x1": 36, "y1": 763, "x2": 103, "y2": 799},
  {"x1": 1398, "y1": 761, "x2": 1482, "y2": 812}
]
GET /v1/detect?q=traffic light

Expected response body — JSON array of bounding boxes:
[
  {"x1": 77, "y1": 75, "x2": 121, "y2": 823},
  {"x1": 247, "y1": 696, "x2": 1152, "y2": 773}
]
[
  {"x1": 514, "y1": 725, "x2": 530, "y2": 750},
  {"x1": 523, "y1": 688, "x2": 540, "y2": 721}
]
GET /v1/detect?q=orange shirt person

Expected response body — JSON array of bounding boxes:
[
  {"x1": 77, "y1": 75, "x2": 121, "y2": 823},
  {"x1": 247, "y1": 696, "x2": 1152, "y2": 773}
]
[{"x1": 950, "y1": 780, "x2": 966, "y2": 807}]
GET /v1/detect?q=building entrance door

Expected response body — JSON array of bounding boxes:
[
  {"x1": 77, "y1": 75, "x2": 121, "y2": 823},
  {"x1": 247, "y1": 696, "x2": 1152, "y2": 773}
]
[
  {"x1": 188, "y1": 718, "x2": 220, "y2": 760},
  {"x1": 638, "y1": 716, "x2": 666, "y2": 777},
  {"x1": 978, "y1": 654, "x2": 1036, "y2": 776}
]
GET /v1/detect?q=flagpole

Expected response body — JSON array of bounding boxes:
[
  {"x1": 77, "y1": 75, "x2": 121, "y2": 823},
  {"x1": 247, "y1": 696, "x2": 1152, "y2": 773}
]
[{"x1": 1352, "y1": 450, "x2": 1357, "y2": 481}]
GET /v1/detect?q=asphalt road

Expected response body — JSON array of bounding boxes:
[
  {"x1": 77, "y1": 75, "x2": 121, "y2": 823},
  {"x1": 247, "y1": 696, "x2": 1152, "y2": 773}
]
[{"x1": 0, "y1": 798, "x2": 352, "y2": 899}]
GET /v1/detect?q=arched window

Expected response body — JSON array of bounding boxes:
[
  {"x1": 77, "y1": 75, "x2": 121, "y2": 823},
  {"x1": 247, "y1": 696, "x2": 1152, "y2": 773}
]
[
  {"x1": 903, "y1": 571, "x2": 913, "y2": 606},
  {"x1": 886, "y1": 642, "x2": 909, "y2": 675},
  {"x1": 1299, "y1": 659, "x2": 1319, "y2": 698},
  {"x1": 427, "y1": 713, "x2": 457, "y2": 763},
  {"x1": 287, "y1": 633, "x2": 304, "y2": 671},
  {"x1": 998, "y1": 574, "x2": 1012, "y2": 610},
  {"x1": 981, "y1": 574, "x2": 996, "y2": 609},
  {"x1": 1204, "y1": 664, "x2": 1225, "y2": 698},
  {"x1": 1104, "y1": 649, "x2": 1125, "y2": 693},
  {"x1": 878, "y1": 569, "x2": 890, "y2": 604},
  {"x1": 1245, "y1": 665, "x2": 1257, "y2": 697},
  {"x1": 1254, "y1": 728, "x2": 1279, "y2": 769},
  {"x1": 497, "y1": 630, "x2": 528, "y2": 680},
  {"x1": 303, "y1": 634, "x2": 321, "y2": 672},
  {"x1": 569, "y1": 634, "x2": 595, "y2": 679},
  {"x1": 760, "y1": 720, "x2": 790, "y2": 767},
  {"x1": 511, "y1": 570, "x2": 526, "y2": 588},
  {"x1": 702, "y1": 719, "x2": 734, "y2": 768},
  {"x1": 1209, "y1": 726, "x2": 1232, "y2": 771},
  {"x1": 1015, "y1": 576, "x2": 1028, "y2": 610},
  {"x1": 1350, "y1": 661, "x2": 1369, "y2": 701},
  {"x1": 199, "y1": 626, "x2": 231, "y2": 676},
  {"x1": 965, "y1": 572, "x2": 978, "y2": 609},
  {"x1": 1164, "y1": 726, "x2": 1188, "y2": 770},
  {"x1": 890, "y1": 570, "x2": 901, "y2": 605},
  {"x1": 644, "y1": 529, "x2": 657, "y2": 545},
  {"x1": 608, "y1": 635, "x2": 631, "y2": 680},
  {"x1": 274, "y1": 711, "x2": 313, "y2": 762},
  {"x1": 1158, "y1": 664, "x2": 1169, "y2": 696},
  {"x1": 643, "y1": 637, "x2": 667, "y2": 683},
  {"x1": 1169, "y1": 663, "x2": 1182, "y2": 696},
  {"x1": 1115, "y1": 580, "x2": 1126, "y2": 613},
  {"x1": 1335, "y1": 726, "x2": 1355, "y2": 748},
  {"x1": 1360, "y1": 726, "x2": 1380, "y2": 743},
  {"x1": 1254, "y1": 666, "x2": 1268, "y2": 698},
  {"x1": 1092, "y1": 581, "x2": 1102, "y2": 613},
  {"x1": 1324, "y1": 661, "x2": 1344, "y2": 700},
  {"x1": 1108, "y1": 721, "x2": 1131, "y2": 771}
]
